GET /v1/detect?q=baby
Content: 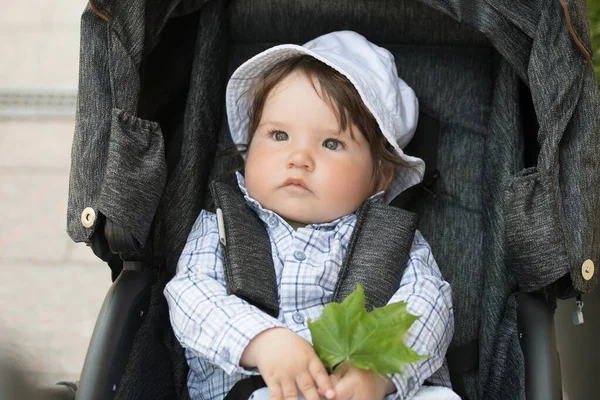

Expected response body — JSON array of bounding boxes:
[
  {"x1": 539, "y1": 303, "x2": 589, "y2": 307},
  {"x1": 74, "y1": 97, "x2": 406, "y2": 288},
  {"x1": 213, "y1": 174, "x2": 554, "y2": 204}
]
[{"x1": 165, "y1": 31, "x2": 456, "y2": 400}]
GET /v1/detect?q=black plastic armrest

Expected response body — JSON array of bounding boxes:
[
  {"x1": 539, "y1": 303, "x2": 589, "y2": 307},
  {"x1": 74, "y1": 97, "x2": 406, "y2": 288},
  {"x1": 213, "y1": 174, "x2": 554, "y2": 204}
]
[
  {"x1": 516, "y1": 292, "x2": 562, "y2": 400},
  {"x1": 75, "y1": 262, "x2": 152, "y2": 400}
]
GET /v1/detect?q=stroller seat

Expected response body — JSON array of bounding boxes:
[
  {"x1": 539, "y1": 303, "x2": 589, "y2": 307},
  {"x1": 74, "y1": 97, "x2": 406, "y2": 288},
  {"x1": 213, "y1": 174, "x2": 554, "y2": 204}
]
[{"x1": 65, "y1": 0, "x2": 599, "y2": 399}]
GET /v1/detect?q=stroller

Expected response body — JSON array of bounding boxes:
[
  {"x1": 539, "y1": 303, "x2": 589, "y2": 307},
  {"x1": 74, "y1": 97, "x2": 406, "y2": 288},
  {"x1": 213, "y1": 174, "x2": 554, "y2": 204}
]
[{"x1": 55, "y1": 0, "x2": 600, "y2": 399}]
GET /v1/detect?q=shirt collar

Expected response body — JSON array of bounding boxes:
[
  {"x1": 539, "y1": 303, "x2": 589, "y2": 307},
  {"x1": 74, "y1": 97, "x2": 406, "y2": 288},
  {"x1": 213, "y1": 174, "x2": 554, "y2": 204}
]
[{"x1": 235, "y1": 172, "x2": 384, "y2": 229}]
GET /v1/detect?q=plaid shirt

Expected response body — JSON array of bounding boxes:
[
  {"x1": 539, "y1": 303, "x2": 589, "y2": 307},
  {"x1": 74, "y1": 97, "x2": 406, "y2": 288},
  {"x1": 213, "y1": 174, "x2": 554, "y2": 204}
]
[{"x1": 165, "y1": 173, "x2": 454, "y2": 400}]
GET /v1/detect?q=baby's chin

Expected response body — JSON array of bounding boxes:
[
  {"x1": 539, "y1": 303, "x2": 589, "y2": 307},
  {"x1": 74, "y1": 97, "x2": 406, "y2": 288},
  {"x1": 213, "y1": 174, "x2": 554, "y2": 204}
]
[{"x1": 274, "y1": 207, "x2": 346, "y2": 225}]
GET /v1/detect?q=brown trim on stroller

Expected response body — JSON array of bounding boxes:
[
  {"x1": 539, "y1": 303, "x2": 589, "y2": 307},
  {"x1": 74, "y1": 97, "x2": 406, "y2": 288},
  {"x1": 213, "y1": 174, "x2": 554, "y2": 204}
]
[
  {"x1": 89, "y1": 0, "x2": 109, "y2": 22},
  {"x1": 559, "y1": 0, "x2": 592, "y2": 64}
]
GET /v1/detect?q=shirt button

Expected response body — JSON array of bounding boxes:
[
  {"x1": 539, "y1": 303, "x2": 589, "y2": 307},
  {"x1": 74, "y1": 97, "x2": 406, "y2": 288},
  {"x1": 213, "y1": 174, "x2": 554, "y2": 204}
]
[
  {"x1": 294, "y1": 251, "x2": 306, "y2": 261},
  {"x1": 220, "y1": 348, "x2": 230, "y2": 362},
  {"x1": 267, "y1": 216, "x2": 279, "y2": 228},
  {"x1": 292, "y1": 312, "x2": 305, "y2": 324},
  {"x1": 407, "y1": 376, "x2": 416, "y2": 391}
]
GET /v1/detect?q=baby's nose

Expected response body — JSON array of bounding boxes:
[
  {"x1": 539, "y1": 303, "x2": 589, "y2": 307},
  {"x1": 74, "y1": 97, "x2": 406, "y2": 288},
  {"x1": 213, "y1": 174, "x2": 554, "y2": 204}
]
[{"x1": 287, "y1": 148, "x2": 315, "y2": 171}]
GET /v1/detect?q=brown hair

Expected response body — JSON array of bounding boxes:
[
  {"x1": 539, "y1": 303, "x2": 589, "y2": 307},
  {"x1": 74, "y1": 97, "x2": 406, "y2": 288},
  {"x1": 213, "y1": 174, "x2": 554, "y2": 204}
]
[{"x1": 238, "y1": 55, "x2": 408, "y2": 187}]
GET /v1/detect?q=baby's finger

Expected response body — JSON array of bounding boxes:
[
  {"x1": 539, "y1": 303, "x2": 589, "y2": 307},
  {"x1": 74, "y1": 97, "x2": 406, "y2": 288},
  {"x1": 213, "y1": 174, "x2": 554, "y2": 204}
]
[
  {"x1": 328, "y1": 374, "x2": 340, "y2": 386},
  {"x1": 331, "y1": 360, "x2": 350, "y2": 378},
  {"x1": 332, "y1": 376, "x2": 353, "y2": 400},
  {"x1": 267, "y1": 381, "x2": 284, "y2": 400},
  {"x1": 281, "y1": 378, "x2": 299, "y2": 400},
  {"x1": 309, "y1": 359, "x2": 335, "y2": 399},
  {"x1": 296, "y1": 372, "x2": 320, "y2": 400}
]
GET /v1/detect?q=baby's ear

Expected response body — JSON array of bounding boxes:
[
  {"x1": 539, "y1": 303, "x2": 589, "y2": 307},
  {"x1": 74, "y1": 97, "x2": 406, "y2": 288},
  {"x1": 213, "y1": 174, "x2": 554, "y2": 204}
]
[{"x1": 374, "y1": 164, "x2": 395, "y2": 193}]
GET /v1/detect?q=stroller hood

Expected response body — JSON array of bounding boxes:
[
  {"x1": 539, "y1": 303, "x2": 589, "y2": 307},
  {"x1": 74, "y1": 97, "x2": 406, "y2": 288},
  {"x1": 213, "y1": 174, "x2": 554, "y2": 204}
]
[{"x1": 71, "y1": 0, "x2": 599, "y2": 293}]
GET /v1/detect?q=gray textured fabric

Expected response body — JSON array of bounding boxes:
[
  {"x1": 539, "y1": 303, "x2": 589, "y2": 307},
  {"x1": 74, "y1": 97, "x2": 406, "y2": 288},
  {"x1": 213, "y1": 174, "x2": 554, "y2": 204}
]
[
  {"x1": 68, "y1": 1, "x2": 600, "y2": 400},
  {"x1": 210, "y1": 181, "x2": 279, "y2": 318},
  {"x1": 114, "y1": 2, "x2": 227, "y2": 399},
  {"x1": 68, "y1": 6, "x2": 112, "y2": 243},
  {"x1": 228, "y1": 0, "x2": 489, "y2": 46},
  {"x1": 96, "y1": 109, "x2": 167, "y2": 244},
  {"x1": 478, "y1": 59, "x2": 527, "y2": 400},
  {"x1": 210, "y1": 180, "x2": 418, "y2": 316},
  {"x1": 332, "y1": 202, "x2": 418, "y2": 311},
  {"x1": 502, "y1": 1, "x2": 599, "y2": 294},
  {"x1": 390, "y1": 44, "x2": 493, "y2": 399},
  {"x1": 482, "y1": 294, "x2": 525, "y2": 398}
]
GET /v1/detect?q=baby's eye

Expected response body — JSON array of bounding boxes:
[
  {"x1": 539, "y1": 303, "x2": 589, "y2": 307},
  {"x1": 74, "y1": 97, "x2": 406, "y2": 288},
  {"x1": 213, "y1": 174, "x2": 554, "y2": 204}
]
[
  {"x1": 271, "y1": 130, "x2": 288, "y2": 141},
  {"x1": 323, "y1": 138, "x2": 344, "y2": 150}
]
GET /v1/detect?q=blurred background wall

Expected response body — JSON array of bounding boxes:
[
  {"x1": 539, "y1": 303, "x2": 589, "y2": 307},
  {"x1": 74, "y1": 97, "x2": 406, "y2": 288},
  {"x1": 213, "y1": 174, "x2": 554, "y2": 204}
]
[{"x1": 0, "y1": 0, "x2": 110, "y2": 387}]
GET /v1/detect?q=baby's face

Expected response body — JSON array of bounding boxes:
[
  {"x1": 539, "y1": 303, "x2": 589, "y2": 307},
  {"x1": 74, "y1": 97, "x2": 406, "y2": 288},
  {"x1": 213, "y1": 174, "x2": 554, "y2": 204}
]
[{"x1": 245, "y1": 71, "x2": 377, "y2": 224}]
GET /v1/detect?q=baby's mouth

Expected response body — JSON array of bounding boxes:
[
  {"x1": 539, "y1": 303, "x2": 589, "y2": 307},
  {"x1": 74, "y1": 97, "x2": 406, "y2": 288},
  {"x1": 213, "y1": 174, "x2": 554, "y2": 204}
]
[{"x1": 282, "y1": 178, "x2": 309, "y2": 190}]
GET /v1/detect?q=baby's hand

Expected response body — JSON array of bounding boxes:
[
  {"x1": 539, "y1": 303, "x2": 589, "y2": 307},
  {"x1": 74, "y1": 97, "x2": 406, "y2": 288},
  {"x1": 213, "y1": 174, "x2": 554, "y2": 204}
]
[
  {"x1": 241, "y1": 328, "x2": 335, "y2": 400},
  {"x1": 330, "y1": 361, "x2": 395, "y2": 400}
]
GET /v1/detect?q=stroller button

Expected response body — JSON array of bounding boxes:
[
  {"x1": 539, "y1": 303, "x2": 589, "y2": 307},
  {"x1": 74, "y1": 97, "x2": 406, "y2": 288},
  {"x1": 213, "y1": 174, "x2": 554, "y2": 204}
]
[
  {"x1": 581, "y1": 259, "x2": 594, "y2": 281},
  {"x1": 81, "y1": 207, "x2": 96, "y2": 228}
]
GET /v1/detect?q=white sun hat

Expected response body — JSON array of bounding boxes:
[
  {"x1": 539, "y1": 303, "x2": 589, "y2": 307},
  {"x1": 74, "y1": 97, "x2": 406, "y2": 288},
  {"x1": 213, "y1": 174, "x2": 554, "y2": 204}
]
[{"x1": 226, "y1": 30, "x2": 425, "y2": 204}]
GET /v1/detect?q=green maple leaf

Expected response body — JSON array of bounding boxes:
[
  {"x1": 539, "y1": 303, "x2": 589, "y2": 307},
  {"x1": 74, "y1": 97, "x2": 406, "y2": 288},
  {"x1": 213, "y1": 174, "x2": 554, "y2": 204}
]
[{"x1": 308, "y1": 284, "x2": 427, "y2": 375}]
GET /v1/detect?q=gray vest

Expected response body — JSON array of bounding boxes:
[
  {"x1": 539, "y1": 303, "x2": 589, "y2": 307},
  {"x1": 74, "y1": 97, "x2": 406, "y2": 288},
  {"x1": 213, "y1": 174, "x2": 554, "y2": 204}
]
[{"x1": 210, "y1": 181, "x2": 418, "y2": 316}]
